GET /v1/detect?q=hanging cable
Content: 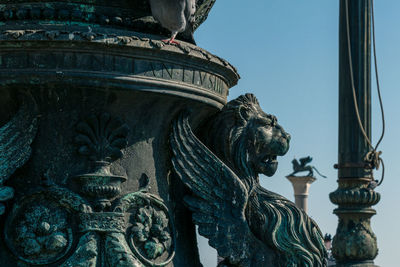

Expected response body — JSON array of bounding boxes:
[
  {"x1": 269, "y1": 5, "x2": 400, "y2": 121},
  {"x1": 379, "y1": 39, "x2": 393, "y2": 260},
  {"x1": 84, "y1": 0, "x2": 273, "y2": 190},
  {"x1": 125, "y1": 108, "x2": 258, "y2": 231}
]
[
  {"x1": 371, "y1": 0, "x2": 386, "y2": 150},
  {"x1": 344, "y1": 0, "x2": 386, "y2": 186}
]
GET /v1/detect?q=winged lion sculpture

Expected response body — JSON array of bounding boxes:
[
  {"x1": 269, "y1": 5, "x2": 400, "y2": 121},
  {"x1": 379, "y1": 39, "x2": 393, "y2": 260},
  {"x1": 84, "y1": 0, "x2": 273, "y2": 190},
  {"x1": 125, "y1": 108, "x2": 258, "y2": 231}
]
[
  {"x1": 290, "y1": 156, "x2": 327, "y2": 178},
  {"x1": 170, "y1": 94, "x2": 327, "y2": 266}
]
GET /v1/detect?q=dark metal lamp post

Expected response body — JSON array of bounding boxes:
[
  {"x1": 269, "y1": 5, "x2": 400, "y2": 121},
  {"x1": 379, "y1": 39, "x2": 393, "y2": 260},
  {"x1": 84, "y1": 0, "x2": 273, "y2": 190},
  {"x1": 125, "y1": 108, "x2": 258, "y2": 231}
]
[{"x1": 330, "y1": 0, "x2": 381, "y2": 266}]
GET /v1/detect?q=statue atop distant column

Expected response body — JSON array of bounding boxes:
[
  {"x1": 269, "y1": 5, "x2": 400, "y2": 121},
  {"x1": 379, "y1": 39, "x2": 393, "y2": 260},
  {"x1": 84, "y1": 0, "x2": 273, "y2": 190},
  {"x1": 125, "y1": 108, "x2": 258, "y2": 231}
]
[
  {"x1": 290, "y1": 156, "x2": 327, "y2": 178},
  {"x1": 287, "y1": 156, "x2": 325, "y2": 213}
]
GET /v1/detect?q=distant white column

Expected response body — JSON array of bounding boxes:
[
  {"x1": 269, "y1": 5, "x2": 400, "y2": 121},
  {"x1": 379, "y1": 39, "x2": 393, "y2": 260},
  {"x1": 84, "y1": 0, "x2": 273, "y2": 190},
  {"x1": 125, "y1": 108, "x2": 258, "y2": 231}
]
[{"x1": 286, "y1": 176, "x2": 316, "y2": 213}]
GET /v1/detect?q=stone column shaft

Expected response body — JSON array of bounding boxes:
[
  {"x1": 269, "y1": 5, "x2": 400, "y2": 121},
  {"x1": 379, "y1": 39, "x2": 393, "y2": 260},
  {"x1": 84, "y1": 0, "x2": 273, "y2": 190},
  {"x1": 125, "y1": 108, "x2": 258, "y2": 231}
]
[{"x1": 286, "y1": 176, "x2": 316, "y2": 213}]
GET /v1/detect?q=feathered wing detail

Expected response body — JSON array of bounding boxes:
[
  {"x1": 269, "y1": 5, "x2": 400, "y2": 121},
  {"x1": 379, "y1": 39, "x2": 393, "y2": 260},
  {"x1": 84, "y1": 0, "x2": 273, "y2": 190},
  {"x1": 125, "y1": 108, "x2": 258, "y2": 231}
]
[
  {"x1": 170, "y1": 114, "x2": 259, "y2": 266},
  {"x1": 0, "y1": 95, "x2": 38, "y2": 215},
  {"x1": 182, "y1": 0, "x2": 197, "y2": 44},
  {"x1": 0, "y1": 95, "x2": 38, "y2": 180},
  {"x1": 193, "y1": 0, "x2": 216, "y2": 30},
  {"x1": 185, "y1": 0, "x2": 196, "y2": 23}
]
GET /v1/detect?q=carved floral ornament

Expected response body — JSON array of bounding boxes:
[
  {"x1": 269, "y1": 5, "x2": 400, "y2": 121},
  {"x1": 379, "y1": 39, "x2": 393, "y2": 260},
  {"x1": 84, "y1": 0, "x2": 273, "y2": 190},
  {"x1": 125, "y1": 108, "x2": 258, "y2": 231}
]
[
  {"x1": 1, "y1": 110, "x2": 175, "y2": 267},
  {"x1": 4, "y1": 186, "x2": 175, "y2": 267}
]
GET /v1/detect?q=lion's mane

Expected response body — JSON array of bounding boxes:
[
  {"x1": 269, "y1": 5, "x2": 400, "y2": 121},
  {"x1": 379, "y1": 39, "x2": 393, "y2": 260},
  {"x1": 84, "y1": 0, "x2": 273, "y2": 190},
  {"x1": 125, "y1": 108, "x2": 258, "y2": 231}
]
[
  {"x1": 201, "y1": 94, "x2": 327, "y2": 266},
  {"x1": 201, "y1": 94, "x2": 261, "y2": 182}
]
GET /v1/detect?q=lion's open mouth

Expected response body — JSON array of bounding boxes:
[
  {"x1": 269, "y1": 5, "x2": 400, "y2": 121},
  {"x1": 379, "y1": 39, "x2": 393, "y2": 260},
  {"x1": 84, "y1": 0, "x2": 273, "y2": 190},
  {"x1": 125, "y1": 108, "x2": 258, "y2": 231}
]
[
  {"x1": 257, "y1": 154, "x2": 279, "y2": 177},
  {"x1": 263, "y1": 155, "x2": 277, "y2": 164}
]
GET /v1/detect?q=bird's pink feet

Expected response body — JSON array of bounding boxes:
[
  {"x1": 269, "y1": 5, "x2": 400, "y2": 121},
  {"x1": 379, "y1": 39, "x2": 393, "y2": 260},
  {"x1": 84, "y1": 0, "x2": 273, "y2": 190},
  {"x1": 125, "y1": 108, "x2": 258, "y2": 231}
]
[{"x1": 162, "y1": 38, "x2": 180, "y2": 45}]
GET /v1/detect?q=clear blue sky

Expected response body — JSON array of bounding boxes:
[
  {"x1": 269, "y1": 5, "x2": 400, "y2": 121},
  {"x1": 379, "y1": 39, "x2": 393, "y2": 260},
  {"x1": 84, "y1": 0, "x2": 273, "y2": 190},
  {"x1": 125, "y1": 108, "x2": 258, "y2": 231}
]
[{"x1": 194, "y1": 1, "x2": 400, "y2": 266}]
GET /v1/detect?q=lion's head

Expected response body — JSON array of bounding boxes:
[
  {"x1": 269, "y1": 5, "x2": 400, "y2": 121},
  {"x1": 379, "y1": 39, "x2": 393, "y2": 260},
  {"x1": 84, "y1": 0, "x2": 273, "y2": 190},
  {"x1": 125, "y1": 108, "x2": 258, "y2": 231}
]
[{"x1": 201, "y1": 93, "x2": 290, "y2": 181}]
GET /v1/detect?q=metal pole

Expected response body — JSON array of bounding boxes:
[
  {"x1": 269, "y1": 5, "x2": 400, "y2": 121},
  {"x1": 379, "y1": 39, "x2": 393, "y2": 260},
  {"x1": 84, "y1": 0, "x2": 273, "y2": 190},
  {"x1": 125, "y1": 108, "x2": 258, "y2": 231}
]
[{"x1": 330, "y1": 0, "x2": 380, "y2": 266}]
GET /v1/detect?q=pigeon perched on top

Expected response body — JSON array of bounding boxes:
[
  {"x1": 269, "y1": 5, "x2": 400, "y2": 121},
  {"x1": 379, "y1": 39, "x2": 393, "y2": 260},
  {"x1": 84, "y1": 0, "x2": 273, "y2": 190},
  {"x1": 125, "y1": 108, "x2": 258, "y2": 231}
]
[{"x1": 149, "y1": 0, "x2": 196, "y2": 44}]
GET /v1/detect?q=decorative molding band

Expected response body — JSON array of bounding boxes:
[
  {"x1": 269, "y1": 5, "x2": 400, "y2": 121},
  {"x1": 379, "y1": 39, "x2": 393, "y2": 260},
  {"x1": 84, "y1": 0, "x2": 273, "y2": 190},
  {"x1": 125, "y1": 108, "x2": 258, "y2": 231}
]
[
  {"x1": 0, "y1": 29, "x2": 239, "y2": 107},
  {"x1": 79, "y1": 212, "x2": 127, "y2": 233},
  {"x1": 0, "y1": 0, "x2": 216, "y2": 33},
  {"x1": 330, "y1": 187, "x2": 380, "y2": 207},
  {"x1": 0, "y1": 29, "x2": 238, "y2": 78}
]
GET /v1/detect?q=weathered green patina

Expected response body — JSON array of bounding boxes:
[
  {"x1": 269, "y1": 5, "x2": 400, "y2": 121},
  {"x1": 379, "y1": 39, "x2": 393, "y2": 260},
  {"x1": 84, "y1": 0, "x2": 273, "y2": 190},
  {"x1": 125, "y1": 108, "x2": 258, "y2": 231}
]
[
  {"x1": 0, "y1": 1, "x2": 328, "y2": 266},
  {"x1": 0, "y1": 0, "x2": 216, "y2": 43},
  {"x1": 170, "y1": 94, "x2": 327, "y2": 266},
  {"x1": 0, "y1": 95, "x2": 37, "y2": 216},
  {"x1": 0, "y1": 2, "x2": 237, "y2": 266}
]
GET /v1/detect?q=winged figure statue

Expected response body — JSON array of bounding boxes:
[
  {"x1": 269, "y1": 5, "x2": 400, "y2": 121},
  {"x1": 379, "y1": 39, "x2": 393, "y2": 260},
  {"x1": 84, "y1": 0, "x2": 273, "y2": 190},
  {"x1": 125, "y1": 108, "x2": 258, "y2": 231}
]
[
  {"x1": 170, "y1": 94, "x2": 327, "y2": 266},
  {"x1": 0, "y1": 94, "x2": 38, "y2": 215},
  {"x1": 290, "y1": 156, "x2": 327, "y2": 178}
]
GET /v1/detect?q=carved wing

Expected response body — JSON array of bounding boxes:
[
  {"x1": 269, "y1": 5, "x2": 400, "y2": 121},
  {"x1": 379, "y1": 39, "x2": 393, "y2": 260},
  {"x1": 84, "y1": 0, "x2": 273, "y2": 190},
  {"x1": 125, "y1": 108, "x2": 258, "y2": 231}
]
[
  {"x1": 299, "y1": 156, "x2": 311, "y2": 166},
  {"x1": 0, "y1": 95, "x2": 38, "y2": 214},
  {"x1": 194, "y1": 0, "x2": 216, "y2": 30},
  {"x1": 170, "y1": 114, "x2": 254, "y2": 265}
]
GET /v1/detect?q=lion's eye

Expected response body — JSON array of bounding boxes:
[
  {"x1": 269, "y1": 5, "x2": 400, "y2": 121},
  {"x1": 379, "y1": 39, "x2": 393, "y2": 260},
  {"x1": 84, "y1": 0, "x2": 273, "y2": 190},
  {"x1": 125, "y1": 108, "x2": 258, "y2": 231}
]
[
  {"x1": 270, "y1": 116, "x2": 277, "y2": 126},
  {"x1": 257, "y1": 118, "x2": 272, "y2": 126},
  {"x1": 256, "y1": 115, "x2": 277, "y2": 127}
]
